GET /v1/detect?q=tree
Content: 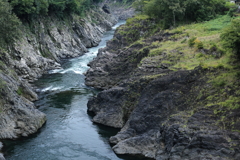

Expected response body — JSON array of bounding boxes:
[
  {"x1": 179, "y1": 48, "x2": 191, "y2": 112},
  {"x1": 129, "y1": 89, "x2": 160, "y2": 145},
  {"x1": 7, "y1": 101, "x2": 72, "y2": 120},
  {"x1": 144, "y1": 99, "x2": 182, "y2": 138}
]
[
  {"x1": 165, "y1": 0, "x2": 186, "y2": 27},
  {"x1": 221, "y1": 18, "x2": 240, "y2": 56},
  {"x1": 35, "y1": 0, "x2": 49, "y2": 15},
  {"x1": 132, "y1": 0, "x2": 147, "y2": 12},
  {"x1": 134, "y1": 0, "x2": 227, "y2": 28},
  {"x1": 0, "y1": 0, "x2": 21, "y2": 46},
  {"x1": 9, "y1": 0, "x2": 36, "y2": 16}
]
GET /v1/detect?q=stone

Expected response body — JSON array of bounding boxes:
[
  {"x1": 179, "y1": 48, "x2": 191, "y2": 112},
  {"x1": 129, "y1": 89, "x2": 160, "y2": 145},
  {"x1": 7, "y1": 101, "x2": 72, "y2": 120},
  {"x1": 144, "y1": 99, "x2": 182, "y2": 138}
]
[
  {"x1": 0, "y1": 3, "x2": 118, "y2": 143},
  {"x1": 102, "y1": 4, "x2": 111, "y2": 14},
  {"x1": 85, "y1": 17, "x2": 240, "y2": 160}
]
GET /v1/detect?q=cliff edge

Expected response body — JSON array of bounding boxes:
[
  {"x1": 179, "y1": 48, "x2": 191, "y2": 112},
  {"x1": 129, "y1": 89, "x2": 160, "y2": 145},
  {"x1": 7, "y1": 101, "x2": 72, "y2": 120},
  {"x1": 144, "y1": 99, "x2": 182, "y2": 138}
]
[{"x1": 86, "y1": 15, "x2": 240, "y2": 159}]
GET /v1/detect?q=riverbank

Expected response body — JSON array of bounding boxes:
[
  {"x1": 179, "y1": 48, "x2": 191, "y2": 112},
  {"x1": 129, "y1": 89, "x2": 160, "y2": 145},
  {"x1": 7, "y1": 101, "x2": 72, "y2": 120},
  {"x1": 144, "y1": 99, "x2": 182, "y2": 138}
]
[
  {"x1": 0, "y1": 1, "x2": 134, "y2": 159},
  {"x1": 2, "y1": 22, "x2": 122, "y2": 158},
  {"x1": 85, "y1": 15, "x2": 240, "y2": 159}
]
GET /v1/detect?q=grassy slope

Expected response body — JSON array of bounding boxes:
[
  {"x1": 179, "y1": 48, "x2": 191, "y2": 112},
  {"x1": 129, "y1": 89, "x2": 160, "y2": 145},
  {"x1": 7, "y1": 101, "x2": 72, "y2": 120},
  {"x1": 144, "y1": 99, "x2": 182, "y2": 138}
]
[{"x1": 121, "y1": 14, "x2": 240, "y2": 131}]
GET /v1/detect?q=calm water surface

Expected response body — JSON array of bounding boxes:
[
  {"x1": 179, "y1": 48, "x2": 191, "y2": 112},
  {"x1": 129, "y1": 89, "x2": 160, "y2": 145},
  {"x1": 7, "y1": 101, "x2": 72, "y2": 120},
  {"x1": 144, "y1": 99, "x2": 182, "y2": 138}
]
[{"x1": 3, "y1": 21, "x2": 145, "y2": 160}]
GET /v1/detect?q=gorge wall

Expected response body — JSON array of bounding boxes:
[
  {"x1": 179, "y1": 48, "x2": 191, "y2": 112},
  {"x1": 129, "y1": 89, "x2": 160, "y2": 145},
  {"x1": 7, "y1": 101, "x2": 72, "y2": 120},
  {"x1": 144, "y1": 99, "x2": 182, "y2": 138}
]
[
  {"x1": 0, "y1": 2, "x2": 134, "y2": 158},
  {"x1": 85, "y1": 17, "x2": 240, "y2": 159}
]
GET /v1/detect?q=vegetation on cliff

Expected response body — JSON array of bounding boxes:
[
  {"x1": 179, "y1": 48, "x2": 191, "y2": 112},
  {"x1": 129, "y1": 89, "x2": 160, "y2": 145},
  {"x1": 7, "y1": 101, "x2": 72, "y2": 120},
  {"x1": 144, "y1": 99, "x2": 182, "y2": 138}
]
[
  {"x1": 0, "y1": 0, "x2": 21, "y2": 47},
  {"x1": 86, "y1": 1, "x2": 240, "y2": 159},
  {"x1": 0, "y1": 0, "x2": 135, "y2": 49},
  {"x1": 0, "y1": 0, "x2": 121, "y2": 141},
  {"x1": 117, "y1": 6, "x2": 240, "y2": 130}
]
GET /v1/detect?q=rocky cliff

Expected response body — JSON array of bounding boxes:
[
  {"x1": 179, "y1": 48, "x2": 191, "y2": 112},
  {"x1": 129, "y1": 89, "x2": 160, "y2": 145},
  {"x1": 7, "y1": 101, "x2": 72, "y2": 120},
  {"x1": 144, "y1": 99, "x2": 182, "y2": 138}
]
[
  {"x1": 0, "y1": 2, "x2": 134, "y2": 158},
  {"x1": 85, "y1": 16, "x2": 240, "y2": 159}
]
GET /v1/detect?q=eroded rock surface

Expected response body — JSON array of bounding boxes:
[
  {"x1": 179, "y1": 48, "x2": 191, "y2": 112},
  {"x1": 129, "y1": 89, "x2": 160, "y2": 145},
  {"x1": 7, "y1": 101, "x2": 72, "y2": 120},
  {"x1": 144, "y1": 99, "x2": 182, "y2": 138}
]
[
  {"x1": 86, "y1": 19, "x2": 240, "y2": 159},
  {"x1": 0, "y1": 5, "x2": 119, "y2": 156}
]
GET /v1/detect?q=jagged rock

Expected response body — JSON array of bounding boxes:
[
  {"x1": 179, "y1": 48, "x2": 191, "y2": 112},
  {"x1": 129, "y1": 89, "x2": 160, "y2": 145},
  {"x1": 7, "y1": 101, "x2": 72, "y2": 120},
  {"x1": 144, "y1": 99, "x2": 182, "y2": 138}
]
[
  {"x1": 0, "y1": 6, "x2": 119, "y2": 159},
  {"x1": 11, "y1": 10, "x2": 117, "y2": 82},
  {"x1": 0, "y1": 51, "x2": 46, "y2": 139},
  {"x1": 86, "y1": 18, "x2": 240, "y2": 159},
  {"x1": 88, "y1": 87, "x2": 126, "y2": 128},
  {"x1": 102, "y1": 4, "x2": 111, "y2": 14},
  {"x1": 88, "y1": 66, "x2": 240, "y2": 159},
  {"x1": 85, "y1": 27, "x2": 172, "y2": 89},
  {"x1": 101, "y1": 0, "x2": 135, "y2": 20}
]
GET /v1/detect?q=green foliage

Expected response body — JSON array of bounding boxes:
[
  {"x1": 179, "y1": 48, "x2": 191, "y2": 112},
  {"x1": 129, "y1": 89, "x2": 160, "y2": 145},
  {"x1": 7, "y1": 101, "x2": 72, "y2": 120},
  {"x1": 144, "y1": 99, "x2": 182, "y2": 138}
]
[
  {"x1": 17, "y1": 87, "x2": 23, "y2": 95},
  {"x1": 188, "y1": 37, "x2": 204, "y2": 49},
  {"x1": 8, "y1": 0, "x2": 98, "y2": 17},
  {"x1": 221, "y1": 18, "x2": 240, "y2": 56},
  {"x1": 225, "y1": 1, "x2": 236, "y2": 9},
  {"x1": 188, "y1": 37, "x2": 197, "y2": 47},
  {"x1": 218, "y1": 96, "x2": 240, "y2": 110},
  {"x1": 0, "y1": 0, "x2": 21, "y2": 46},
  {"x1": 197, "y1": 41, "x2": 204, "y2": 49},
  {"x1": 10, "y1": 0, "x2": 36, "y2": 16},
  {"x1": 126, "y1": 14, "x2": 149, "y2": 25},
  {"x1": 225, "y1": 1, "x2": 238, "y2": 16},
  {"x1": 132, "y1": 0, "x2": 146, "y2": 12},
  {"x1": 133, "y1": 0, "x2": 227, "y2": 28},
  {"x1": 36, "y1": 0, "x2": 49, "y2": 15},
  {"x1": 48, "y1": 0, "x2": 66, "y2": 15},
  {"x1": 212, "y1": 78, "x2": 226, "y2": 87},
  {"x1": 119, "y1": 15, "x2": 152, "y2": 44},
  {"x1": 185, "y1": 0, "x2": 226, "y2": 22}
]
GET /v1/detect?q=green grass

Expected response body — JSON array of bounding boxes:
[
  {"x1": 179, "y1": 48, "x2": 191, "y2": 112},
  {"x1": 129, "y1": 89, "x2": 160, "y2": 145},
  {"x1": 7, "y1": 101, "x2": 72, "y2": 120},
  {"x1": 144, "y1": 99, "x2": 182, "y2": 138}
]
[
  {"x1": 126, "y1": 14, "x2": 150, "y2": 25},
  {"x1": 171, "y1": 15, "x2": 232, "y2": 37},
  {"x1": 138, "y1": 15, "x2": 232, "y2": 71},
  {"x1": 132, "y1": 14, "x2": 240, "y2": 131},
  {"x1": 148, "y1": 15, "x2": 234, "y2": 71},
  {"x1": 17, "y1": 87, "x2": 23, "y2": 95}
]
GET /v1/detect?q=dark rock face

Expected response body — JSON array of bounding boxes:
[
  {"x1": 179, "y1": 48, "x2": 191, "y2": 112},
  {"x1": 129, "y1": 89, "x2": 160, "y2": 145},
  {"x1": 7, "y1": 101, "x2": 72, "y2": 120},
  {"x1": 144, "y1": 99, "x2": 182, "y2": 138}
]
[
  {"x1": 86, "y1": 19, "x2": 240, "y2": 159},
  {"x1": 85, "y1": 22, "x2": 172, "y2": 89},
  {"x1": 88, "y1": 66, "x2": 240, "y2": 159},
  {"x1": 109, "y1": 69, "x2": 240, "y2": 159},
  {"x1": 88, "y1": 87, "x2": 126, "y2": 128},
  {"x1": 102, "y1": 4, "x2": 111, "y2": 14}
]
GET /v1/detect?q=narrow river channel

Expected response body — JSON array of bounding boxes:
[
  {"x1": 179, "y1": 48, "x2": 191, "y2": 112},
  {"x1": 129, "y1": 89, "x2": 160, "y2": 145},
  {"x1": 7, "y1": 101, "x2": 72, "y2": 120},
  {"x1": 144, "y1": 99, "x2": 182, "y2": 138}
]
[{"x1": 3, "y1": 21, "x2": 142, "y2": 160}]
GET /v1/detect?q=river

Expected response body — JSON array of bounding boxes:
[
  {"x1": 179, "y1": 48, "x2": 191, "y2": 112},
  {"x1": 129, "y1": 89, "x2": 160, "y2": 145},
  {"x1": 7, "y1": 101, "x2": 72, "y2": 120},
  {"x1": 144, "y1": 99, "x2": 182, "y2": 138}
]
[{"x1": 3, "y1": 21, "x2": 146, "y2": 160}]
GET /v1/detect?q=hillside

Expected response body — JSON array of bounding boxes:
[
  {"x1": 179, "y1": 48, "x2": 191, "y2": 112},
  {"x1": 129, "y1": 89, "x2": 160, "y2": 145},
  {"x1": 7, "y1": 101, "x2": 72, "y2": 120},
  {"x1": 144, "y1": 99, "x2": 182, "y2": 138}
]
[
  {"x1": 0, "y1": 0, "x2": 240, "y2": 159},
  {"x1": 86, "y1": 10, "x2": 240, "y2": 160}
]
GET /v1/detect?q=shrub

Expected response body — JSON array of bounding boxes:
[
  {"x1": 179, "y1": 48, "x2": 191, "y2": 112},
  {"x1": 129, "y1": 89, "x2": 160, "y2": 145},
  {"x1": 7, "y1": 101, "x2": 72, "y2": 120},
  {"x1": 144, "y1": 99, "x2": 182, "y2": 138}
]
[
  {"x1": 188, "y1": 37, "x2": 197, "y2": 47},
  {"x1": 220, "y1": 18, "x2": 240, "y2": 56},
  {"x1": 194, "y1": 38, "x2": 204, "y2": 49},
  {"x1": 0, "y1": 0, "x2": 21, "y2": 46}
]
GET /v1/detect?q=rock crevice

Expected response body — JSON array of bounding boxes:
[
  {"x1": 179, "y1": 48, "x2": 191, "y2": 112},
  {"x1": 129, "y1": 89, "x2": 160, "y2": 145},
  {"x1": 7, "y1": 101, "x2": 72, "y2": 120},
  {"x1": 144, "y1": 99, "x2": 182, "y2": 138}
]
[{"x1": 86, "y1": 18, "x2": 240, "y2": 159}]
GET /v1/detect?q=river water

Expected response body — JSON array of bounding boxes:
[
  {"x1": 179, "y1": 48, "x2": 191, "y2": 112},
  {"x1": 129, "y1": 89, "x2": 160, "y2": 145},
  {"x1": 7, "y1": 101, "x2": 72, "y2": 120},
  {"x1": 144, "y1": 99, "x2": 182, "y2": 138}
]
[{"x1": 3, "y1": 21, "x2": 144, "y2": 160}]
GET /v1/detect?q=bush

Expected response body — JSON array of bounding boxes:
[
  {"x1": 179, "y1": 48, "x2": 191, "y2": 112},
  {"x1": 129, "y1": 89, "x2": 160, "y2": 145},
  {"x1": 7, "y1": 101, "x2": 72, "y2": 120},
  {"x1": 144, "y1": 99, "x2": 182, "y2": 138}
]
[
  {"x1": 225, "y1": 1, "x2": 238, "y2": 16},
  {"x1": 0, "y1": 0, "x2": 21, "y2": 46},
  {"x1": 197, "y1": 41, "x2": 204, "y2": 49},
  {"x1": 188, "y1": 37, "x2": 204, "y2": 49},
  {"x1": 188, "y1": 37, "x2": 197, "y2": 47},
  {"x1": 135, "y1": 0, "x2": 227, "y2": 28},
  {"x1": 9, "y1": 0, "x2": 99, "y2": 18},
  {"x1": 220, "y1": 18, "x2": 240, "y2": 56}
]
